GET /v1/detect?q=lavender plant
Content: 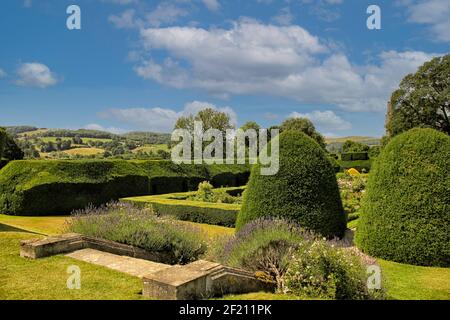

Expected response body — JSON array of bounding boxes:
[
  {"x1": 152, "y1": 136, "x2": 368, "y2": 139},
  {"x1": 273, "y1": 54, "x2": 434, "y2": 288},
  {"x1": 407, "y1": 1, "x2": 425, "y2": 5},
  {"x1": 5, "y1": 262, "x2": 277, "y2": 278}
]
[{"x1": 67, "y1": 202, "x2": 207, "y2": 264}]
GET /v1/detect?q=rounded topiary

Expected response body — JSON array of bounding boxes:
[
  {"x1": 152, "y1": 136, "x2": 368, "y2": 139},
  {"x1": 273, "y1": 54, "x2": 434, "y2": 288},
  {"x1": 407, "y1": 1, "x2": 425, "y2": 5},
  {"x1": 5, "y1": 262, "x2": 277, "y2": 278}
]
[
  {"x1": 355, "y1": 128, "x2": 450, "y2": 267},
  {"x1": 236, "y1": 131, "x2": 346, "y2": 238}
]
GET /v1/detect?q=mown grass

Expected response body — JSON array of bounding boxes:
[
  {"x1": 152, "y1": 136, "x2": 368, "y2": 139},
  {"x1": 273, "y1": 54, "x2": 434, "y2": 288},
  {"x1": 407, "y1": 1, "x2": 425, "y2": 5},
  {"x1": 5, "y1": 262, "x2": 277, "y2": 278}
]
[
  {"x1": 379, "y1": 259, "x2": 450, "y2": 300},
  {"x1": 0, "y1": 214, "x2": 69, "y2": 235},
  {"x1": 1, "y1": 215, "x2": 449, "y2": 300},
  {"x1": 0, "y1": 228, "x2": 145, "y2": 300}
]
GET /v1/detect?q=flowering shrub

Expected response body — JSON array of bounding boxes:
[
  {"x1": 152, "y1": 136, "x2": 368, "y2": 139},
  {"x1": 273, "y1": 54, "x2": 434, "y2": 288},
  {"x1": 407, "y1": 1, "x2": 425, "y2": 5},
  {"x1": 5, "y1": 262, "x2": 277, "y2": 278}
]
[
  {"x1": 67, "y1": 202, "x2": 207, "y2": 264},
  {"x1": 284, "y1": 239, "x2": 384, "y2": 300},
  {"x1": 221, "y1": 218, "x2": 315, "y2": 291}
]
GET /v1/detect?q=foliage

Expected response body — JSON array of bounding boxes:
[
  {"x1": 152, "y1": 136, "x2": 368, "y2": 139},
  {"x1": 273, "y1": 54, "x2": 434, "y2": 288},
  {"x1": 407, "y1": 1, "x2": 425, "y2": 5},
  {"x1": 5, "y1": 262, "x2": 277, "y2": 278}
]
[
  {"x1": 221, "y1": 218, "x2": 315, "y2": 291},
  {"x1": 338, "y1": 174, "x2": 367, "y2": 224},
  {"x1": 280, "y1": 117, "x2": 326, "y2": 149},
  {"x1": 174, "y1": 107, "x2": 235, "y2": 134},
  {"x1": 237, "y1": 131, "x2": 346, "y2": 238},
  {"x1": 2, "y1": 134, "x2": 24, "y2": 160},
  {"x1": 67, "y1": 202, "x2": 207, "y2": 265},
  {"x1": 0, "y1": 127, "x2": 6, "y2": 159},
  {"x1": 190, "y1": 181, "x2": 241, "y2": 204},
  {"x1": 0, "y1": 160, "x2": 250, "y2": 216},
  {"x1": 342, "y1": 140, "x2": 370, "y2": 153},
  {"x1": 386, "y1": 54, "x2": 450, "y2": 137},
  {"x1": 284, "y1": 239, "x2": 385, "y2": 300},
  {"x1": 355, "y1": 128, "x2": 450, "y2": 267},
  {"x1": 123, "y1": 187, "x2": 244, "y2": 227}
]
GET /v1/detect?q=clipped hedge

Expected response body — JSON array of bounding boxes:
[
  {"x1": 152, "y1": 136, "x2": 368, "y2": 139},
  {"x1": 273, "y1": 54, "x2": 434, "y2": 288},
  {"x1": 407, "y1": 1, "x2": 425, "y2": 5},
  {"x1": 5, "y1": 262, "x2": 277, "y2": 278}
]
[
  {"x1": 341, "y1": 152, "x2": 369, "y2": 161},
  {"x1": 237, "y1": 131, "x2": 346, "y2": 238},
  {"x1": 355, "y1": 128, "x2": 450, "y2": 267},
  {"x1": 338, "y1": 159, "x2": 372, "y2": 172},
  {"x1": 122, "y1": 187, "x2": 244, "y2": 227},
  {"x1": 0, "y1": 160, "x2": 249, "y2": 216}
]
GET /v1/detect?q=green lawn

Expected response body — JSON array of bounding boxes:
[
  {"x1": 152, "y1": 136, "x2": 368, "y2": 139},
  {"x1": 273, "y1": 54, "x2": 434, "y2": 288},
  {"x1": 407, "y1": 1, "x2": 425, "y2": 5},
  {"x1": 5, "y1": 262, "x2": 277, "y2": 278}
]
[
  {"x1": 1, "y1": 215, "x2": 449, "y2": 300},
  {"x1": 379, "y1": 260, "x2": 450, "y2": 300},
  {"x1": 0, "y1": 227, "x2": 145, "y2": 300}
]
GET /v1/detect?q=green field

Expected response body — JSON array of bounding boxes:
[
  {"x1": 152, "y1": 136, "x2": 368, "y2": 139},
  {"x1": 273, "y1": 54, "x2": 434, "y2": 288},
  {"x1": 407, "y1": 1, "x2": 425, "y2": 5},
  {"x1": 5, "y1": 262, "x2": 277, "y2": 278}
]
[{"x1": 0, "y1": 214, "x2": 448, "y2": 300}]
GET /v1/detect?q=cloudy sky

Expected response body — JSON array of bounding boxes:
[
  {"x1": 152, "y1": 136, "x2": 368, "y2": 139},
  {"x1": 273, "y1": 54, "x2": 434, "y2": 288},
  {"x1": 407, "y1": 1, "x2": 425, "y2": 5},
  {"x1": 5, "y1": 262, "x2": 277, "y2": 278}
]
[{"x1": 0, "y1": 0, "x2": 448, "y2": 137}]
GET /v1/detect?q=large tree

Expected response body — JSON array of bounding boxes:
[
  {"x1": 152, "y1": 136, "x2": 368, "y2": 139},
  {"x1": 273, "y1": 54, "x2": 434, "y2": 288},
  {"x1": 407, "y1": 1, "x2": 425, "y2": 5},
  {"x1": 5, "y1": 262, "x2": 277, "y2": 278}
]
[
  {"x1": 174, "y1": 107, "x2": 235, "y2": 134},
  {"x1": 386, "y1": 54, "x2": 450, "y2": 137},
  {"x1": 280, "y1": 117, "x2": 326, "y2": 149}
]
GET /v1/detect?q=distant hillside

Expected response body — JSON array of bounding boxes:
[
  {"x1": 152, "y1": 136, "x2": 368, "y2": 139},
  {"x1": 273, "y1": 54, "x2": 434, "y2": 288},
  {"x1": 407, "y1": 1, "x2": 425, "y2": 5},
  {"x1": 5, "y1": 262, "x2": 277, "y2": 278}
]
[
  {"x1": 325, "y1": 136, "x2": 381, "y2": 153},
  {"x1": 3, "y1": 126, "x2": 171, "y2": 144},
  {"x1": 122, "y1": 131, "x2": 171, "y2": 144},
  {"x1": 325, "y1": 136, "x2": 381, "y2": 145}
]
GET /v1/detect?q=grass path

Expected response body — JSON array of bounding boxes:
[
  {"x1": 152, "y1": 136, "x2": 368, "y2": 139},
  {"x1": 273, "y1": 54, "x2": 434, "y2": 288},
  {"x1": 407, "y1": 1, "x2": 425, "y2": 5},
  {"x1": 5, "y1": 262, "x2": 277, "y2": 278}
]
[{"x1": 1, "y1": 215, "x2": 449, "y2": 300}]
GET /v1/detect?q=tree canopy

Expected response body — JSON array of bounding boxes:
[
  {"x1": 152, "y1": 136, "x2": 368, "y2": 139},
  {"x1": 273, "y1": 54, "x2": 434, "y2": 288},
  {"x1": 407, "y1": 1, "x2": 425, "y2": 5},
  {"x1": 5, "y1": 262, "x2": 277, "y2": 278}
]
[
  {"x1": 280, "y1": 117, "x2": 326, "y2": 149},
  {"x1": 174, "y1": 108, "x2": 235, "y2": 134},
  {"x1": 386, "y1": 54, "x2": 450, "y2": 137}
]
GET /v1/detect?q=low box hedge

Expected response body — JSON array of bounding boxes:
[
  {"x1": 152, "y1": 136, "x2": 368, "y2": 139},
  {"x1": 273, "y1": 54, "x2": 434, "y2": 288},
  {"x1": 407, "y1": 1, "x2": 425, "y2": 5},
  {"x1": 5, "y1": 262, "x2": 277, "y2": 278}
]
[
  {"x1": 338, "y1": 159, "x2": 372, "y2": 172},
  {"x1": 341, "y1": 152, "x2": 369, "y2": 161},
  {"x1": 122, "y1": 187, "x2": 245, "y2": 227},
  {"x1": 0, "y1": 160, "x2": 249, "y2": 216}
]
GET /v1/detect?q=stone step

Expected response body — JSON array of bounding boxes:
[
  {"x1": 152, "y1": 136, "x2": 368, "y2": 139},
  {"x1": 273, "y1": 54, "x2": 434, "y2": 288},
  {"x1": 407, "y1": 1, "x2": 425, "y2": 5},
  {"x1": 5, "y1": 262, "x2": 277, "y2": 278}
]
[{"x1": 66, "y1": 248, "x2": 171, "y2": 278}]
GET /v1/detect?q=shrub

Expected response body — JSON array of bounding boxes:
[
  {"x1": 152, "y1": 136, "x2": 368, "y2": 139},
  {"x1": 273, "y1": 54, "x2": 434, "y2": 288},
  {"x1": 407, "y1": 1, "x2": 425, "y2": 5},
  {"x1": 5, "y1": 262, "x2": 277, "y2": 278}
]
[
  {"x1": 0, "y1": 127, "x2": 6, "y2": 159},
  {"x1": 237, "y1": 131, "x2": 346, "y2": 238},
  {"x1": 284, "y1": 239, "x2": 384, "y2": 300},
  {"x1": 338, "y1": 159, "x2": 372, "y2": 172},
  {"x1": 355, "y1": 128, "x2": 450, "y2": 267},
  {"x1": 67, "y1": 202, "x2": 207, "y2": 265},
  {"x1": 189, "y1": 181, "x2": 241, "y2": 204},
  {"x1": 122, "y1": 187, "x2": 244, "y2": 227},
  {"x1": 221, "y1": 218, "x2": 315, "y2": 291},
  {"x1": 0, "y1": 160, "x2": 250, "y2": 216}
]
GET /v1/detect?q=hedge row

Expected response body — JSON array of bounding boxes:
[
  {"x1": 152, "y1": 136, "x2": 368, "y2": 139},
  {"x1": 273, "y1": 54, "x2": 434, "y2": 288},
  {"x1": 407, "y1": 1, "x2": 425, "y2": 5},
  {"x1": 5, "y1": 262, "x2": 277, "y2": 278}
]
[
  {"x1": 338, "y1": 159, "x2": 372, "y2": 172},
  {"x1": 0, "y1": 160, "x2": 250, "y2": 216},
  {"x1": 122, "y1": 187, "x2": 244, "y2": 227},
  {"x1": 341, "y1": 152, "x2": 369, "y2": 161}
]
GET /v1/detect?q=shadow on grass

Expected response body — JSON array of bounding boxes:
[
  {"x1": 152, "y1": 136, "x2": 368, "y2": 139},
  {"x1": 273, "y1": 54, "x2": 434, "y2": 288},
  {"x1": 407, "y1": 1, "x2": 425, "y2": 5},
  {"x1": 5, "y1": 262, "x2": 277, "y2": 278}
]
[{"x1": 0, "y1": 223, "x2": 46, "y2": 235}]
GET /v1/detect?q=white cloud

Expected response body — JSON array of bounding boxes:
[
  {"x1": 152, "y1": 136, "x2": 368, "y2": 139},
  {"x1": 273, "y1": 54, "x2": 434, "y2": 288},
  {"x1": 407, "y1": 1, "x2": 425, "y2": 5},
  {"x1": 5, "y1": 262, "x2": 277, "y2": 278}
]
[
  {"x1": 135, "y1": 21, "x2": 437, "y2": 112},
  {"x1": 289, "y1": 110, "x2": 351, "y2": 132},
  {"x1": 15, "y1": 63, "x2": 59, "y2": 88},
  {"x1": 0, "y1": 68, "x2": 7, "y2": 78},
  {"x1": 271, "y1": 7, "x2": 294, "y2": 26},
  {"x1": 400, "y1": 0, "x2": 450, "y2": 42},
  {"x1": 202, "y1": 0, "x2": 220, "y2": 12},
  {"x1": 98, "y1": 101, "x2": 237, "y2": 132},
  {"x1": 146, "y1": 3, "x2": 189, "y2": 27},
  {"x1": 84, "y1": 124, "x2": 128, "y2": 135},
  {"x1": 109, "y1": 3, "x2": 188, "y2": 29},
  {"x1": 300, "y1": 0, "x2": 344, "y2": 22},
  {"x1": 109, "y1": 9, "x2": 140, "y2": 29}
]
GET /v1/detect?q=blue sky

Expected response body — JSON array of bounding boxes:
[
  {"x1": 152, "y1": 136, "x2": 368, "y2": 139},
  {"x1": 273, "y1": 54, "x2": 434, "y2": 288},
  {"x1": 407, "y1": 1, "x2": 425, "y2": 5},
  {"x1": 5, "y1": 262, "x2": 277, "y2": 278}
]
[{"x1": 0, "y1": 0, "x2": 448, "y2": 137}]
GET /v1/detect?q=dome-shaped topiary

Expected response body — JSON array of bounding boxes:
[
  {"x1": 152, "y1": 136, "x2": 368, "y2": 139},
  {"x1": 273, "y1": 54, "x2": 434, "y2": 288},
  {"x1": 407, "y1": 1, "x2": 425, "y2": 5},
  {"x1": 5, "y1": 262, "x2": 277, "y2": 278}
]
[
  {"x1": 355, "y1": 128, "x2": 450, "y2": 267},
  {"x1": 236, "y1": 131, "x2": 346, "y2": 238}
]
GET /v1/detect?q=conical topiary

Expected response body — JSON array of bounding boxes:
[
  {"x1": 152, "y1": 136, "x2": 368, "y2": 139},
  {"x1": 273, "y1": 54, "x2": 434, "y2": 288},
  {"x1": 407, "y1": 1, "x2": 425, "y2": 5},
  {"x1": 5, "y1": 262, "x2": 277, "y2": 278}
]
[
  {"x1": 236, "y1": 130, "x2": 346, "y2": 238},
  {"x1": 355, "y1": 128, "x2": 450, "y2": 267}
]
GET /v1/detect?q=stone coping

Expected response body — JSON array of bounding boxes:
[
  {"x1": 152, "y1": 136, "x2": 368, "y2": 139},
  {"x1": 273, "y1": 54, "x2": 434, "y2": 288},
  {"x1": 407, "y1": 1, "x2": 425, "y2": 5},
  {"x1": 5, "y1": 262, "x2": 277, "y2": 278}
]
[{"x1": 20, "y1": 233, "x2": 276, "y2": 300}]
